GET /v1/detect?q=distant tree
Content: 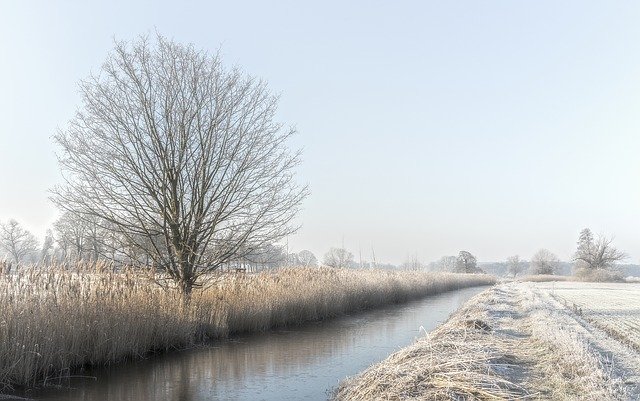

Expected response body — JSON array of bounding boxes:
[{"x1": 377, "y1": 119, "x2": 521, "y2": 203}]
[
  {"x1": 51, "y1": 35, "x2": 308, "y2": 295},
  {"x1": 256, "y1": 244, "x2": 288, "y2": 269},
  {"x1": 0, "y1": 220, "x2": 39, "y2": 266},
  {"x1": 53, "y1": 212, "x2": 86, "y2": 261},
  {"x1": 574, "y1": 228, "x2": 594, "y2": 271},
  {"x1": 573, "y1": 228, "x2": 626, "y2": 270},
  {"x1": 375, "y1": 262, "x2": 398, "y2": 270},
  {"x1": 323, "y1": 247, "x2": 355, "y2": 268},
  {"x1": 286, "y1": 252, "x2": 300, "y2": 266},
  {"x1": 530, "y1": 249, "x2": 560, "y2": 275},
  {"x1": 40, "y1": 229, "x2": 55, "y2": 266},
  {"x1": 401, "y1": 254, "x2": 423, "y2": 270},
  {"x1": 297, "y1": 250, "x2": 318, "y2": 267},
  {"x1": 506, "y1": 255, "x2": 525, "y2": 277},
  {"x1": 52, "y1": 212, "x2": 107, "y2": 263},
  {"x1": 455, "y1": 251, "x2": 478, "y2": 273},
  {"x1": 236, "y1": 243, "x2": 288, "y2": 271},
  {"x1": 429, "y1": 255, "x2": 457, "y2": 272}
]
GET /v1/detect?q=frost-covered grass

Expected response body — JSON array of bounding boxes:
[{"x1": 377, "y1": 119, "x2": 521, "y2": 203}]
[
  {"x1": 0, "y1": 264, "x2": 495, "y2": 389},
  {"x1": 335, "y1": 283, "x2": 629, "y2": 400},
  {"x1": 539, "y1": 282, "x2": 640, "y2": 352},
  {"x1": 524, "y1": 285, "x2": 629, "y2": 399},
  {"x1": 334, "y1": 289, "x2": 531, "y2": 400}
]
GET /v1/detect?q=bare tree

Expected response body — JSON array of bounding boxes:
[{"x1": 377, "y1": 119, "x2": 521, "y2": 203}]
[
  {"x1": 506, "y1": 255, "x2": 525, "y2": 277},
  {"x1": 51, "y1": 35, "x2": 308, "y2": 295},
  {"x1": 455, "y1": 250, "x2": 479, "y2": 273},
  {"x1": 401, "y1": 254, "x2": 423, "y2": 270},
  {"x1": 0, "y1": 219, "x2": 39, "y2": 266},
  {"x1": 297, "y1": 250, "x2": 318, "y2": 267},
  {"x1": 40, "y1": 229, "x2": 55, "y2": 266},
  {"x1": 53, "y1": 212, "x2": 90, "y2": 261},
  {"x1": 530, "y1": 249, "x2": 559, "y2": 275},
  {"x1": 247, "y1": 244, "x2": 288, "y2": 271},
  {"x1": 573, "y1": 228, "x2": 594, "y2": 271},
  {"x1": 573, "y1": 228, "x2": 626, "y2": 270},
  {"x1": 429, "y1": 255, "x2": 457, "y2": 272},
  {"x1": 323, "y1": 247, "x2": 355, "y2": 268}
]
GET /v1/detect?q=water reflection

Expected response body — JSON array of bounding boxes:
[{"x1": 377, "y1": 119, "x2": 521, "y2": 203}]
[{"x1": 29, "y1": 286, "x2": 484, "y2": 401}]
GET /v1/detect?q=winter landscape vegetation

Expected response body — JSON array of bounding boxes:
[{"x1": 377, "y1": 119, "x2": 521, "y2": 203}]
[{"x1": 2, "y1": 2, "x2": 640, "y2": 400}]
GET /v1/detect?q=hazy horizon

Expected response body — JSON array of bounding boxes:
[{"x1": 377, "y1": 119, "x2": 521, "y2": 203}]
[{"x1": 1, "y1": 1, "x2": 638, "y2": 265}]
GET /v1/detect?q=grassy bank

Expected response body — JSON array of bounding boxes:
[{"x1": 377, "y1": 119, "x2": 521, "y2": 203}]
[
  {"x1": 335, "y1": 283, "x2": 629, "y2": 400},
  {"x1": 0, "y1": 265, "x2": 494, "y2": 389}
]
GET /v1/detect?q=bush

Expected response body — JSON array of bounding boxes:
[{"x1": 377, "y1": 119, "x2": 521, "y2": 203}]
[
  {"x1": 519, "y1": 274, "x2": 571, "y2": 283},
  {"x1": 573, "y1": 268, "x2": 624, "y2": 283}
]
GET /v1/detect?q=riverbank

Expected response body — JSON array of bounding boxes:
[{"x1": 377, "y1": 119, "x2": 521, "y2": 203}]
[
  {"x1": 335, "y1": 282, "x2": 640, "y2": 400},
  {"x1": 0, "y1": 265, "x2": 495, "y2": 390}
]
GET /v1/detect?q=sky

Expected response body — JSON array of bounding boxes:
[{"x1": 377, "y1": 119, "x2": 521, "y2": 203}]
[{"x1": 0, "y1": 1, "x2": 638, "y2": 265}]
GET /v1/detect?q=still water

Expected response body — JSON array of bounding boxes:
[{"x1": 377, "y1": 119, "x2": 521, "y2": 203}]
[{"x1": 26, "y1": 286, "x2": 485, "y2": 401}]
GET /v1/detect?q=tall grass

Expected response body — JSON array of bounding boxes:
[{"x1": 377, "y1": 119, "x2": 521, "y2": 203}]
[{"x1": 0, "y1": 263, "x2": 494, "y2": 389}]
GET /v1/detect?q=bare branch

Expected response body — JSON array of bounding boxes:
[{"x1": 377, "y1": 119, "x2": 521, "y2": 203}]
[{"x1": 51, "y1": 34, "x2": 308, "y2": 294}]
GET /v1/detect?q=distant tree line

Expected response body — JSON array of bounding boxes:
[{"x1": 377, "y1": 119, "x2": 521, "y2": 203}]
[
  {"x1": 426, "y1": 251, "x2": 484, "y2": 273},
  {"x1": 0, "y1": 216, "x2": 326, "y2": 274},
  {"x1": 480, "y1": 228, "x2": 627, "y2": 278},
  {"x1": 1, "y1": 214, "x2": 629, "y2": 282}
]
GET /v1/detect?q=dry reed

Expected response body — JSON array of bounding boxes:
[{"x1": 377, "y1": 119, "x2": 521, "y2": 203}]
[{"x1": 0, "y1": 263, "x2": 494, "y2": 389}]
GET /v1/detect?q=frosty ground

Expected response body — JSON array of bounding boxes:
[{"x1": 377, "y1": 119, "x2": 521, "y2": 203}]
[{"x1": 336, "y1": 281, "x2": 640, "y2": 400}]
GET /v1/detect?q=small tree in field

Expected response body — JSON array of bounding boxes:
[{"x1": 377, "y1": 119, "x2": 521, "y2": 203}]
[
  {"x1": 530, "y1": 249, "x2": 559, "y2": 275},
  {"x1": 573, "y1": 228, "x2": 626, "y2": 271},
  {"x1": 574, "y1": 228, "x2": 594, "y2": 271},
  {"x1": 506, "y1": 255, "x2": 525, "y2": 277},
  {"x1": 52, "y1": 35, "x2": 308, "y2": 295}
]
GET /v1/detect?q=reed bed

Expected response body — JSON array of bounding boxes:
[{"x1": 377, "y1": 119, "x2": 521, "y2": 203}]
[{"x1": 0, "y1": 263, "x2": 494, "y2": 389}]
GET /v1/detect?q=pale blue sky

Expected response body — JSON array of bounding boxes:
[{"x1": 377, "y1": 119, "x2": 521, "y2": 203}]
[{"x1": 1, "y1": 1, "x2": 638, "y2": 264}]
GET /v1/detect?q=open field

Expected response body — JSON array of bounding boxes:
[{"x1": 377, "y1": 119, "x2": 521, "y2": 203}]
[
  {"x1": 537, "y1": 282, "x2": 640, "y2": 353},
  {"x1": 0, "y1": 265, "x2": 494, "y2": 390},
  {"x1": 335, "y1": 282, "x2": 640, "y2": 400}
]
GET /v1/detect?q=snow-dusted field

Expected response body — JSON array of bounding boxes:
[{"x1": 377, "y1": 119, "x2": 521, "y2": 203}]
[{"x1": 534, "y1": 282, "x2": 640, "y2": 352}]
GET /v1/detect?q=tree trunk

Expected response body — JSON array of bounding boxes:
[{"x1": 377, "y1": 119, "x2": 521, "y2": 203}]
[{"x1": 179, "y1": 275, "x2": 194, "y2": 308}]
